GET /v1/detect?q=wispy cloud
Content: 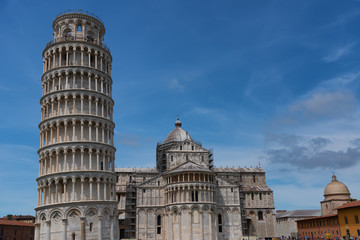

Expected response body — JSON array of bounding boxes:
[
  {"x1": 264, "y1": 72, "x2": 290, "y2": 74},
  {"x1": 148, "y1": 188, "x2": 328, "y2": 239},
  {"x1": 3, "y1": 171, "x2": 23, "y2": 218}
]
[
  {"x1": 169, "y1": 78, "x2": 185, "y2": 92},
  {"x1": 288, "y1": 91, "x2": 356, "y2": 122},
  {"x1": 116, "y1": 133, "x2": 141, "y2": 147},
  {"x1": 322, "y1": 42, "x2": 356, "y2": 62}
]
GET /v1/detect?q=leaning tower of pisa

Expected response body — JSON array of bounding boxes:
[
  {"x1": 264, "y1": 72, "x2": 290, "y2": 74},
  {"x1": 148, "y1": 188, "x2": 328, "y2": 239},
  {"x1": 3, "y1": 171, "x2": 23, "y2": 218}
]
[{"x1": 35, "y1": 10, "x2": 119, "y2": 240}]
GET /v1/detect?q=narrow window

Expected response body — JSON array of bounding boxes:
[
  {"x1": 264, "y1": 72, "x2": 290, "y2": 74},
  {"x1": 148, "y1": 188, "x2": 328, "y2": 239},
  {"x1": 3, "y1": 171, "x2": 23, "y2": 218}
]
[
  {"x1": 89, "y1": 222, "x2": 93, "y2": 232},
  {"x1": 100, "y1": 162, "x2": 103, "y2": 170},
  {"x1": 143, "y1": 177, "x2": 146, "y2": 182},
  {"x1": 72, "y1": 233, "x2": 76, "y2": 240},
  {"x1": 258, "y1": 211, "x2": 263, "y2": 220},
  {"x1": 158, "y1": 181, "x2": 160, "y2": 186},
  {"x1": 129, "y1": 176, "x2": 132, "y2": 182},
  {"x1": 77, "y1": 25, "x2": 82, "y2": 32},
  {"x1": 157, "y1": 215, "x2": 161, "y2": 225},
  {"x1": 231, "y1": 188, "x2": 233, "y2": 193},
  {"x1": 171, "y1": 156, "x2": 173, "y2": 162},
  {"x1": 201, "y1": 156, "x2": 204, "y2": 162},
  {"x1": 253, "y1": 175, "x2": 256, "y2": 182},
  {"x1": 186, "y1": 155, "x2": 189, "y2": 161},
  {"x1": 195, "y1": 191, "x2": 199, "y2": 202},
  {"x1": 355, "y1": 215, "x2": 359, "y2": 224},
  {"x1": 218, "y1": 214, "x2": 223, "y2": 232},
  {"x1": 157, "y1": 215, "x2": 162, "y2": 234},
  {"x1": 345, "y1": 216, "x2": 348, "y2": 224},
  {"x1": 251, "y1": 193, "x2": 254, "y2": 200},
  {"x1": 192, "y1": 145, "x2": 194, "y2": 150},
  {"x1": 259, "y1": 193, "x2": 262, "y2": 200},
  {"x1": 180, "y1": 146, "x2": 182, "y2": 150},
  {"x1": 143, "y1": 189, "x2": 146, "y2": 193},
  {"x1": 191, "y1": 191, "x2": 195, "y2": 202}
]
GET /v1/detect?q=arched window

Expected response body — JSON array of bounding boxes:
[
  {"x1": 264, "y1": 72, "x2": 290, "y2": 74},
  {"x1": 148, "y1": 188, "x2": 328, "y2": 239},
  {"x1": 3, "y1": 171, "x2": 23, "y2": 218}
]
[
  {"x1": 218, "y1": 214, "x2": 223, "y2": 232},
  {"x1": 251, "y1": 193, "x2": 254, "y2": 200},
  {"x1": 258, "y1": 211, "x2": 263, "y2": 220},
  {"x1": 192, "y1": 145, "x2": 194, "y2": 150},
  {"x1": 186, "y1": 155, "x2": 189, "y2": 161},
  {"x1": 77, "y1": 25, "x2": 82, "y2": 32}
]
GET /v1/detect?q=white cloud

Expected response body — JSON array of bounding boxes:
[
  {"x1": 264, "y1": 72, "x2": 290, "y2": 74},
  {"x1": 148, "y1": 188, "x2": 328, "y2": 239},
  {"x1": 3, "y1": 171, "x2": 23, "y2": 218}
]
[
  {"x1": 169, "y1": 78, "x2": 185, "y2": 92},
  {"x1": 322, "y1": 42, "x2": 356, "y2": 62}
]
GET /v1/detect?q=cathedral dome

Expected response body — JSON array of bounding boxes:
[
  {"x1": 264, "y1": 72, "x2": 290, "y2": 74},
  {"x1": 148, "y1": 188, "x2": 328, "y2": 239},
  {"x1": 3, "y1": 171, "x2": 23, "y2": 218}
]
[
  {"x1": 164, "y1": 118, "x2": 193, "y2": 144},
  {"x1": 324, "y1": 174, "x2": 350, "y2": 200}
]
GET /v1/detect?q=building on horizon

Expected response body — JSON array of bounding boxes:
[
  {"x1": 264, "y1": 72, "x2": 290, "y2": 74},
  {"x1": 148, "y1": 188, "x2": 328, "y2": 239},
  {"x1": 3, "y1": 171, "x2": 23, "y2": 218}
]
[
  {"x1": 336, "y1": 200, "x2": 360, "y2": 238},
  {"x1": 116, "y1": 118, "x2": 276, "y2": 240},
  {"x1": 0, "y1": 219, "x2": 34, "y2": 240},
  {"x1": 276, "y1": 210, "x2": 321, "y2": 238},
  {"x1": 297, "y1": 174, "x2": 356, "y2": 240}
]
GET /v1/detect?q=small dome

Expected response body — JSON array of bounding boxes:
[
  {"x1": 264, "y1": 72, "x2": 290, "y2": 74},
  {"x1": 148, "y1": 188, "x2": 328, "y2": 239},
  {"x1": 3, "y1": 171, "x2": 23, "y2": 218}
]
[
  {"x1": 163, "y1": 118, "x2": 193, "y2": 144},
  {"x1": 324, "y1": 174, "x2": 350, "y2": 200}
]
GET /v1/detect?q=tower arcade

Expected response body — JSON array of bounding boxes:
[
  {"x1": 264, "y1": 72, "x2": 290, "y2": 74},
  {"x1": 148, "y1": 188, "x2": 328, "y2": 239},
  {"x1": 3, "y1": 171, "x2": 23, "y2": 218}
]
[{"x1": 35, "y1": 10, "x2": 119, "y2": 240}]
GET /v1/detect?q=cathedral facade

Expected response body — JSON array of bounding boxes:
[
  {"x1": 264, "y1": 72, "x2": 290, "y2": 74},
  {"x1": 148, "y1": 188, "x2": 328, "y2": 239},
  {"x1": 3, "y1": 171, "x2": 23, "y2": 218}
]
[{"x1": 116, "y1": 119, "x2": 276, "y2": 240}]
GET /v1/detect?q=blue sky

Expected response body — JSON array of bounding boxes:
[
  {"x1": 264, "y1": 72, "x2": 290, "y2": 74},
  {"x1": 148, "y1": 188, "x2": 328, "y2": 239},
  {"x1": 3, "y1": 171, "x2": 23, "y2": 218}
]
[{"x1": 1, "y1": 0, "x2": 360, "y2": 216}]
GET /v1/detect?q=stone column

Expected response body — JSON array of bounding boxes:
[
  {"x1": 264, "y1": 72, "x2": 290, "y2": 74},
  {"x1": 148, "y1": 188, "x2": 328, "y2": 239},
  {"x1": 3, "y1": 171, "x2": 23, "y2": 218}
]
[
  {"x1": 72, "y1": 150, "x2": 75, "y2": 170},
  {"x1": 64, "y1": 181, "x2": 67, "y2": 202},
  {"x1": 98, "y1": 216, "x2": 102, "y2": 240},
  {"x1": 62, "y1": 219, "x2": 67, "y2": 240},
  {"x1": 81, "y1": 148, "x2": 84, "y2": 170},
  {"x1": 72, "y1": 178, "x2": 75, "y2": 201},
  {"x1": 35, "y1": 223, "x2": 40, "y2": 240},
  {"x1": 81, "y1": 217, "x2": 86, "y2": 240},
  {"x1": 65, "y1": 73, "x2": 69, "y2": 89},
  {"x1": 89, "y1": 122, "x2": 92, "y2": 142},
  {"x1": 81, "y1": 48, "x2": 84, "y2": 66},
  {"x1": 81, "y1": 121, "x2": 84, "y2": 140},
  {"x1": 81, "y1": 178, "x2": 84, "y2": 200},
  {"x1": 90, "y1": 179, "x2": 93, "y2": 200},
  {"x1": 97, "y1": 180, "x2": 100, "y2": 200},
  {"x1": 63, "y1": 152, "x2": 67, "y2": 171},
  {"x1": 66, "y1": 50, "x2": 69, "y2": 66},
  {"x1": 64, "y1": 97, "x2": 68, "y2": 114},
  {"x1": 55, "y1": 181, "x2": 59, "y2": 203},
  {"x1": 72, "y1": 121, "x2": 76, "y2": 141},
  {"x1": 79, "y1": 72, "x2": 83, "y2": 89},
  {"x1": 56, "y1": 152, "x2": 59, "y2": 172},
  {"x1": 95, "y1": 99, "x2": 98, "y2": 116},
  {"x1": 46, "y1": 220, "x2": 51, "y2": 240},
  {"x1": 80, "y1": 95, "x2": 84, "y2": 113},
  {"x1": 89, "y1": 150, "x2": 92, "y2": 170},
  {"x1": 59, "y1": 50, "x2": 62, "y2": 67}
]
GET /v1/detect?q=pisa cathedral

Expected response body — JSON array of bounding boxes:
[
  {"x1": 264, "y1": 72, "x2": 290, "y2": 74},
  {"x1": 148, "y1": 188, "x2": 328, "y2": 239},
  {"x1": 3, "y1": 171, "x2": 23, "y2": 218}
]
[
  {"x1": 116, "y1": 118, "x2": 276, "y2": 240},
  {"x1": 35, "y1": 10, "x2": 276, "y2": 240}
]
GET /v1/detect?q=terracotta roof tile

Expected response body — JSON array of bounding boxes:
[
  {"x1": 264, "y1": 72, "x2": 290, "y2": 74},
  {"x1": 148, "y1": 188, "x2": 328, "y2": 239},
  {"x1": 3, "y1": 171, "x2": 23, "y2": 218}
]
[
  {"x1": 336, "y1": 200, "x2": 360, "y2": 210},
  {"x1": 0, "y1": 220, "x2": 34, "y2": 227},
  {"x1": 296, "y1": 214, "x2": 338, "y2": 222}
]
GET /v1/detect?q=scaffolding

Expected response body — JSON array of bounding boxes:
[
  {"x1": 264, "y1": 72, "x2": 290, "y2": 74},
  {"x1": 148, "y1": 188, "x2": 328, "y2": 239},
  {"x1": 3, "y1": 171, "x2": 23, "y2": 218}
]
[{"x1": 124, "y1": 181, "x2": 137, "y2": 239}]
